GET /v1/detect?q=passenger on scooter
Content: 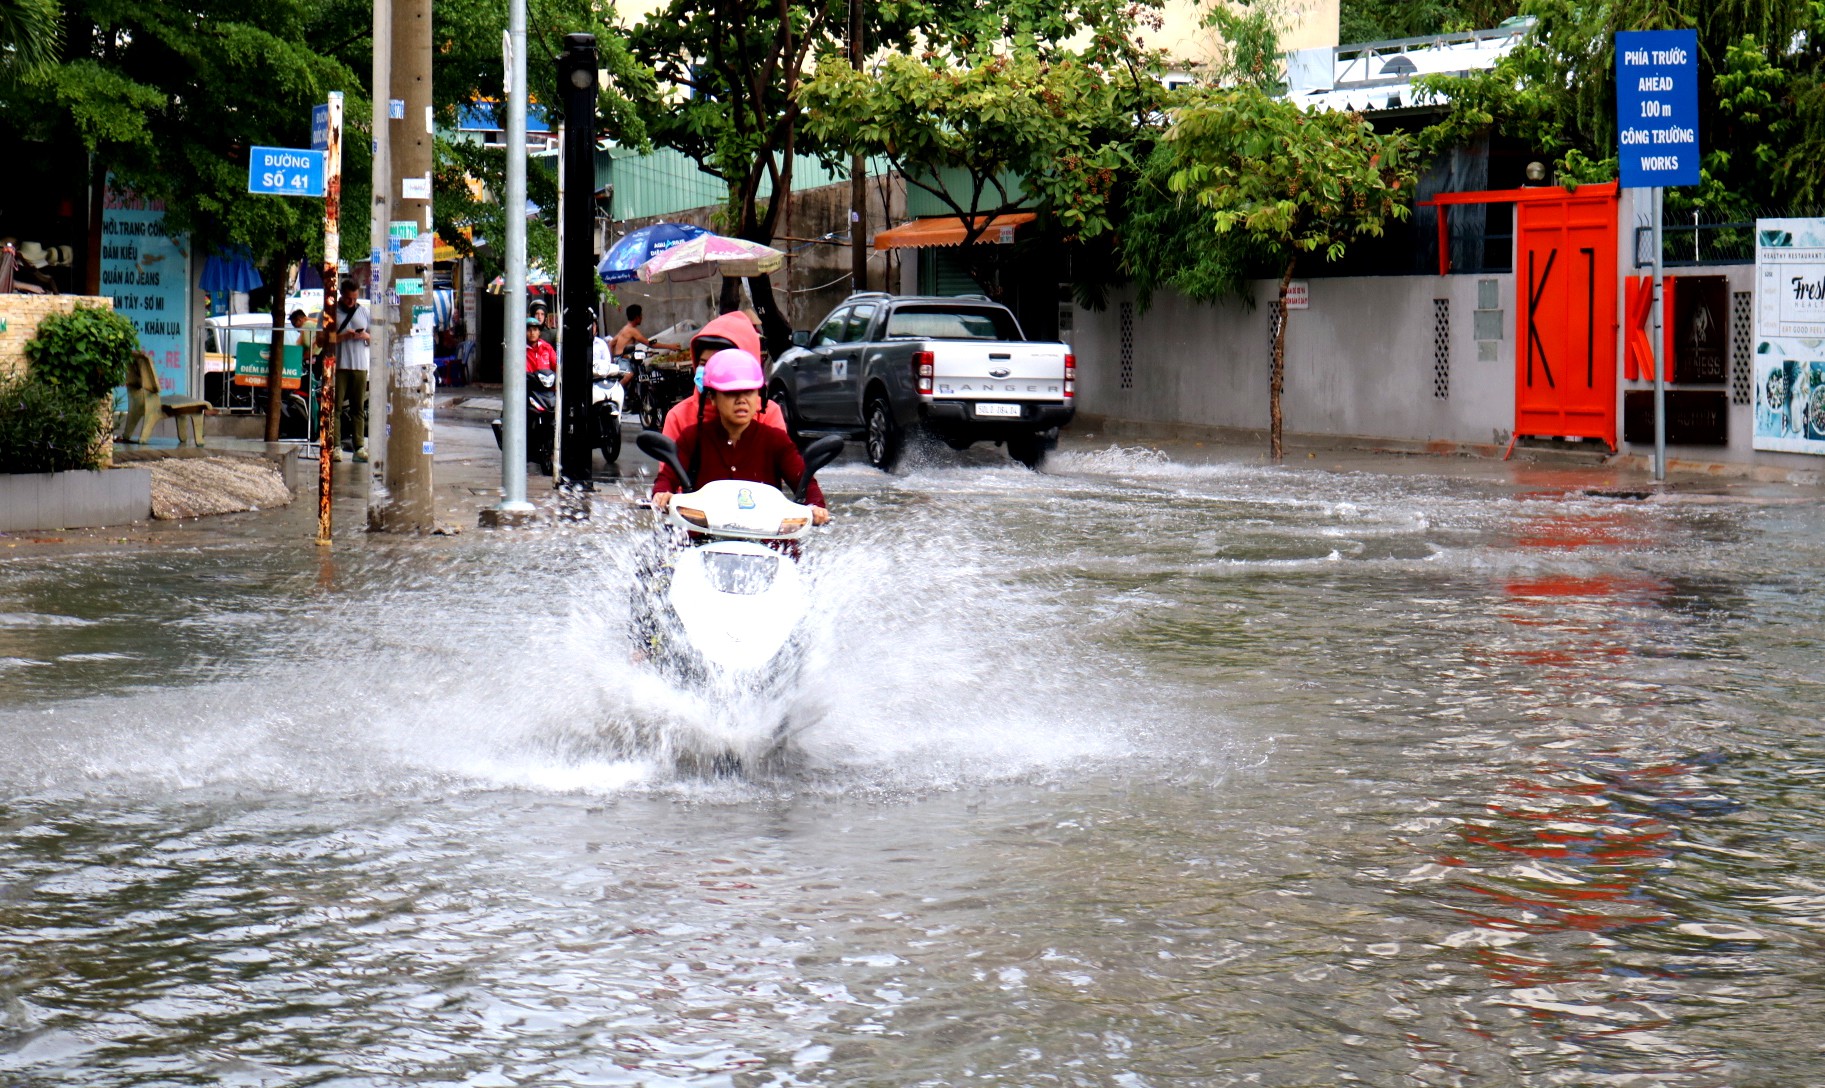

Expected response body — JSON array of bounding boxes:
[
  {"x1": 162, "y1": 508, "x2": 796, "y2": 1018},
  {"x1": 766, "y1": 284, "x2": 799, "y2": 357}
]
[
  {"x1": 662, "y1": 311, "x2": 786, "y2": 440},
  {"x1": 524, "y1": 316, "x2": 556, "y2": 373},
  {"x1": 653, "y1": 349, "x2": 829, "y2": 524}
]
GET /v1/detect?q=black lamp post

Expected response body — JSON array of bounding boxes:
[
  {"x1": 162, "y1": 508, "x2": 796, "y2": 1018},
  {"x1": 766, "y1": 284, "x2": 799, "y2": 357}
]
[{"x1": 557, "y1": 32, "x2": 599, "y2": 487}]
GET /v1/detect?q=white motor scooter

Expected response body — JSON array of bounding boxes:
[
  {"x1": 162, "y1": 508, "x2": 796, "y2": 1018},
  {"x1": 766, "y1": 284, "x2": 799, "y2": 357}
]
[
  {"x1": 631, "y1": 431, "x2": 845, "y2": 744},
  {"x1": 592, "y1": 341, "x2": 628, "y2": 464}
]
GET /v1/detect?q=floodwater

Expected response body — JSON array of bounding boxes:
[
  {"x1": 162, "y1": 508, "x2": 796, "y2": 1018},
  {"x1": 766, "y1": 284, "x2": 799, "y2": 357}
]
[{"x1": 3, "y1": 443, "x2": 1824, "y2": 1087}]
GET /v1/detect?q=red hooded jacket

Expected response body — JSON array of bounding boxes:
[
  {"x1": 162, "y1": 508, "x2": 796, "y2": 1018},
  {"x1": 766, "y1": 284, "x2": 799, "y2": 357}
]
[{"x1": 663, "y1": 311, "x2": 785, "y2": 440}]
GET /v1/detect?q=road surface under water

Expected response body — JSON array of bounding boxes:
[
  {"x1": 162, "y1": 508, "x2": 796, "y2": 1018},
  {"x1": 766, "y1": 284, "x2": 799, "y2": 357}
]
[{"x1": 3, "y1": 445, "x2": 1824, "y2": 1087}]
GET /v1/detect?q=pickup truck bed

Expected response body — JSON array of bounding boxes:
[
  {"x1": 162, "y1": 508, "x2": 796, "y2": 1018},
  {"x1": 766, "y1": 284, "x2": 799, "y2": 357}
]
[{"x1": 769, "y1": 294, "x2": 1075, "y2": 469}]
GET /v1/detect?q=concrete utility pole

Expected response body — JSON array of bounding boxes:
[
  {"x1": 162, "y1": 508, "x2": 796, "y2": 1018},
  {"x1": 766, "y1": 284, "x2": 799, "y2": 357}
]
[
  {"x1": 367, "y1": 0, "x2": 391, "y2": 511},
  {"x1": 484, "y1": 0, "x2": 535, "y2": 526},
  {"x1": 849, "y1": 0, "x2": 866, "y2": 293},
  {"x1": 557, "y1": 33, "x2": 600, "y2": 489},
  {"x1": 370, "y1": 0, "x2": 437, "y2": 532}
]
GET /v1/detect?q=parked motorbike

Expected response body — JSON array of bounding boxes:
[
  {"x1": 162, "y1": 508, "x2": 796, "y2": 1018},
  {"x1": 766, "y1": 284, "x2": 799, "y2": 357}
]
[
  {"x1": 593, "y1": 351, "x2": 626, "y2": 464},
  {"x1": 631, "y1": 431, "x2": 846, "y2": 765},
  {"x1": 490, "y1": 368, "x2": 558, "y2": 475},
  {"x1": 635, "y1": 345, "x2": 696, "y2": 433}
]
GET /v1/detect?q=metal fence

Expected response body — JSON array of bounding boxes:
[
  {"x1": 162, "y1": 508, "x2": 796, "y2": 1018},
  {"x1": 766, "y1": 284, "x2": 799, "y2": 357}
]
[{"x1": 1635, "y1": 207, "x2": 1825, "y2": 268}]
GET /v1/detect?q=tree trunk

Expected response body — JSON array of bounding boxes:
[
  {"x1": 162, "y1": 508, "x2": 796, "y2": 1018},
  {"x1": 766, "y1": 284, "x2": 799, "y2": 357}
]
[
  {"x1": 264, "y1": 258, "x2": 290, "y2": 443},
  {"x1": 1270, "y1": 257, "x2": 1295, "y2": 462},
  {"x1": 746, "y1": 272, "x2": 794, "y2": 359}
]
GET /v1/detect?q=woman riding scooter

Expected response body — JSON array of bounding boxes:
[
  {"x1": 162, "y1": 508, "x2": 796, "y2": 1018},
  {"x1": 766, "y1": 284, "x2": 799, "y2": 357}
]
[
  {"x1": 652, "y1": 349, "x2": 829, "y2": 525},
  {"x1": 662, "y1": 312, "x2": 788, "y2": 441}
]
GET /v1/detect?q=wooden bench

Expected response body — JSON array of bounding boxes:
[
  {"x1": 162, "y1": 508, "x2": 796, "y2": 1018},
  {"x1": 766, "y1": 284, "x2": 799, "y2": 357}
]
[{"x1": 120, "y1": 351, "x2": 210, "y2": 446}]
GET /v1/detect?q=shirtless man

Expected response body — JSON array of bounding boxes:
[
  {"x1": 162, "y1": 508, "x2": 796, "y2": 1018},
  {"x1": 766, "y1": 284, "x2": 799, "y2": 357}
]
[{"x1": 610, "y1": 304, "x2": 683, "y2": 360}]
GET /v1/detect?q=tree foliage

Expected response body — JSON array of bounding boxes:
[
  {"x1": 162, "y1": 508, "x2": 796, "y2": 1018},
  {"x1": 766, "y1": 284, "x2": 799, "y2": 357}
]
[
  {"x1": 799, "y1": 46, "x2": 1164, "y2": 249},
  {"x1": 0, "y1": 0, "x2": 63, "y2": 79},
  {"x1": 632, "y1": 0, "x2": 1163, "y2": 347},
  {"x1": 429, "y1": 0, "x2": 652, "y2": 277},
  {"x1": 1164, "y1": 87, "x2": 1417, "y2": 459},
  {"x1": 0, "y1": 0, "x2": 369, "y2": 269},
  {"x1": 1417, "y1": 0, "x2": 1825, "y2": 212},
  {"x1": 1340, "y1": 0, "x2": 1522, "y2": 42}
]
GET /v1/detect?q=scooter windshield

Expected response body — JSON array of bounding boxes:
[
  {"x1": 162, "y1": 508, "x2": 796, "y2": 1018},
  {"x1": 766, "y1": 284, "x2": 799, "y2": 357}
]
[{"x1": 700, "y1": 551, "x2": 779, "y2": 595}]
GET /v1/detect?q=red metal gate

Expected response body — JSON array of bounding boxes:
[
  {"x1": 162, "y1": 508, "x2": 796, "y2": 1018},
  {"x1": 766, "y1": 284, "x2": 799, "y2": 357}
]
[{"x1": 1423, "y1": 182, "x2": 1621, "y2": 450}]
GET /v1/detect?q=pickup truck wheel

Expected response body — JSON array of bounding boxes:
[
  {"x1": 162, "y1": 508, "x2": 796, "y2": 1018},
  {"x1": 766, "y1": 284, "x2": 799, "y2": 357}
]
[
  {"x1": 1006, "y1": 433, "x2": 1049, "y2": 470},
  {"x1": 865, "y1": 396, "x2": 902, "y2": 471}
]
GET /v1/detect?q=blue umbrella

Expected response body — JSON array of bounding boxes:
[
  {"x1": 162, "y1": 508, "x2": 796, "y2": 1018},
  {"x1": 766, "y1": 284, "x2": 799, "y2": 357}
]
[
  {"x1": 598, "y1": 222, "x2": 708, "y2": 284},
  {"x1": 199, "y1": 246, "x2": 264, "y2": 294}
]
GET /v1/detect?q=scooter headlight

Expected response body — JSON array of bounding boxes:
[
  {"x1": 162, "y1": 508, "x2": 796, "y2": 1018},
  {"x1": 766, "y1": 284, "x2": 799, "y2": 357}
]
[{"x1": 675, "y1": 506, "x2": 710, "y2": 528}]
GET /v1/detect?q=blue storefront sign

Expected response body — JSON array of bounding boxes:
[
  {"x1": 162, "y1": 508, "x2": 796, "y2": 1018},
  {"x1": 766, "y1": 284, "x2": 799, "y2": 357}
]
[
  {"x1": 99, "y1": 180, "x2": 192, "y2": 396},
  {"x1": 247, "y1": 146, "x2": 326, "y2": 197},
  {"x1": 1615, "y1": 29, "x2": 1700, "y2": 188}
]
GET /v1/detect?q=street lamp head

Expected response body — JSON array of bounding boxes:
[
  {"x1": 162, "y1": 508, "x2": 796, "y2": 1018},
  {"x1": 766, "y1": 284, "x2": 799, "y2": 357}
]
[
  {"x1": 1525, "y1": 160, "x2": 1548, "y2": 183},
  {"x1": 568, "y1": 67, "x2": 595, "y2": 91}
]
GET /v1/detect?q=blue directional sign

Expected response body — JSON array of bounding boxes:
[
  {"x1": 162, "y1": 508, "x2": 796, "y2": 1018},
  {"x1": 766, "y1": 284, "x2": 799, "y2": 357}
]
[
  {"x1": 1615, "y1": 29, "x2": 1700, "y2": 188},
  {"x1": 247, "y1": 146, "x2": 326, "y2": 197},
  {"x1": 310, "y1": 104, "x2": 331, "y2": 151}
]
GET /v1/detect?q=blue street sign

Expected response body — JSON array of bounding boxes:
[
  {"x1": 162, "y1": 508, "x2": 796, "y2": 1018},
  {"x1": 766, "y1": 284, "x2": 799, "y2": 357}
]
[
  {"x1": 247, "y1": 146, "x2": 326, "y2": 197},
  {"x1": 1615, "y1": 29, "x2": 1700, "y2": 188},
  {"x1": 310, "y1": 104, "x2": 331, "y2": 151}
]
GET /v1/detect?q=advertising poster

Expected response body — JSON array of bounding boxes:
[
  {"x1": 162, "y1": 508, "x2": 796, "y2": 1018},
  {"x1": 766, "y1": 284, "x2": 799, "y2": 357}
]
[
  {"x1": 1753, "y1": 218, "x2": 1825, "y2": 454},
  {"x1": 100, "y1": 183, "x2": 192, "y2": 395}
]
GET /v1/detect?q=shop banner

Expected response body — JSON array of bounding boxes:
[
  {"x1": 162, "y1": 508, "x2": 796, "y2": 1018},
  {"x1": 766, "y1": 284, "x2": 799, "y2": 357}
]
[
  {"x1": 1753, "y1": 218, "x2": 1825, "y2": 454},
  {"x1": 100, "y1": 182, "x2": 192, "y2": 395}
]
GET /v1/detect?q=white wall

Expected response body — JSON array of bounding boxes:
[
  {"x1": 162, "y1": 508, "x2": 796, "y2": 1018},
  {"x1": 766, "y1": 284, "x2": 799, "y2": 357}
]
[
  {"x1": 1072, "y1": 231, "x2": 1825, "y2": 477},
  {"x1": 1073, "y1": 274, "x2": 1513, "y2": 450}
]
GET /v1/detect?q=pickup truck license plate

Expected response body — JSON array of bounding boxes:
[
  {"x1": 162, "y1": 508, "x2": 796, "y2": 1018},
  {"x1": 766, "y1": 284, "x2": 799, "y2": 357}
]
[{"x1": 974, "y1": 402, "x2": 1022, "y2": 418}]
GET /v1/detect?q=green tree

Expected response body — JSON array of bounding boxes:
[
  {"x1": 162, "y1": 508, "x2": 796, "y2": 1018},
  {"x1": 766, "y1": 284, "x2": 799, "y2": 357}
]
[
  {"x1": 1164, "y1": 87, "x2": 1417, "y2": 460},
  {"x1": 0, "y1": 0, "x2": 369, "y2": 285},
  {"x1": 1417, "y1": 0, "x2": 1825, "y2": 213},
  {"x1": 430, "y1": 0, "x2": 652, "y2": 280},
  {"x1": 797, "y1": 41, "x2": 1166, "y2": 294},
  {"x1": 0, "y1": 0, "x2": 63, "y2": 79},
  {"x1": 630, "y1": 0, "x2": 1160, "y2": 351},
  {"x1": 1339, "y1": 0, "x2": 1521, "y2": 42}
]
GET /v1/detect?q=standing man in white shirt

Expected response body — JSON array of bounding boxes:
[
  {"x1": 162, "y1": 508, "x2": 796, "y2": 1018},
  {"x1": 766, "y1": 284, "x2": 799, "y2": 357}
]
[{"x1": 331, "y1": 277, "x2": 371, "y2": 462}]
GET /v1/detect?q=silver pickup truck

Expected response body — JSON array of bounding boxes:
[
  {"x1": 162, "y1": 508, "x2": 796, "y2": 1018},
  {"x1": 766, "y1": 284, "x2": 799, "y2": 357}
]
[{"x1": 770, "y1": 293, "x2": 1075, "y2": 469}]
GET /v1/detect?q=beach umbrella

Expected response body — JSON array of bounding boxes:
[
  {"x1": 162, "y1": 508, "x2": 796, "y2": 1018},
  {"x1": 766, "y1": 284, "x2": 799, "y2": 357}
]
[
  {"x1": 598, "y1": 222, "x2": 709, "y2": 284},
  {"x1": 637, "y1": 233, "x2": 784, "y2": 284}
]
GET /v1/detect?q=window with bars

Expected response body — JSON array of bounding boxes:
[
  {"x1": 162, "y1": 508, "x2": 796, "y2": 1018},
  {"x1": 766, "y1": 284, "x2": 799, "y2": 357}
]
[
  {"x1": 1118, "y1": 301, "x2": 1135, "y2": 389},
  {"x1": 1731, "y1": 290, "x2": 1753, "y2": 406},
  {"x1": 1433, "y1": 299, "x2": 1451, "y2": 399}
]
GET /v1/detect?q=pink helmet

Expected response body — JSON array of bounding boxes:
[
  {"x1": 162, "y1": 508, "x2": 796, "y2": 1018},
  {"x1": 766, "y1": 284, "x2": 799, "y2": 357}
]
[{"x1": 702, "y1": 348, "x2": 765, "y2": 392}]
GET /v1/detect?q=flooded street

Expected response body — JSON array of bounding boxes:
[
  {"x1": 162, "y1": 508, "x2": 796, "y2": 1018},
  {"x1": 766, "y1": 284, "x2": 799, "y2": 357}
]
[{"x1": 4, "y1": 439, "x2": 1825, "y2": 1086}]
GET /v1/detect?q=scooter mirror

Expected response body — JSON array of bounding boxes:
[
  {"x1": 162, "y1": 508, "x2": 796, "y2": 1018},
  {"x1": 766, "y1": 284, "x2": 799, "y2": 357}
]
[
  {"x1": 794, "y1": 435, "x2": 845, "y2": 503},
  {"x1": 790, "y1": 329, "x2": 810, "y2": 348},
  {"x1": 636, "y1": 430, "x2": 694, "y2": 492}
]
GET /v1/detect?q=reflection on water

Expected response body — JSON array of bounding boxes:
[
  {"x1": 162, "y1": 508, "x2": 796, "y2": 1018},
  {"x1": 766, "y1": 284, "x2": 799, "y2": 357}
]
[{"x1": 3, "y1": 448, "x2": 1825, "y2": 1086}]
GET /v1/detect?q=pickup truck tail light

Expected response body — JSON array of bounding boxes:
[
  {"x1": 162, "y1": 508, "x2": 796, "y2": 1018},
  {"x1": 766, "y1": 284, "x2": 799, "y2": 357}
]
[
  {"x1": 1063, "y1": 353, "x2": 1076, "y2": 399},
  {"x1": 913, "y1": 350, "x2": 934, "y2": 395}
]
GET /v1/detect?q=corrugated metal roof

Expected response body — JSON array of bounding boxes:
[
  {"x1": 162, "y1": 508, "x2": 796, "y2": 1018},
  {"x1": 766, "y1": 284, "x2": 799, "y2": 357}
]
[
  {"x1": 903, "y1": 167, "x2": 1032, "y2": 218},
  {"x1": 598, "y1": 147, "x2": 890, "y2": 221}
]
